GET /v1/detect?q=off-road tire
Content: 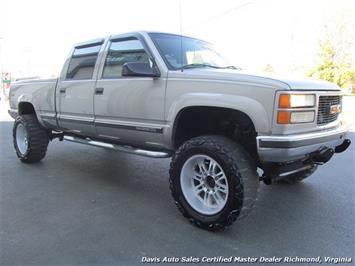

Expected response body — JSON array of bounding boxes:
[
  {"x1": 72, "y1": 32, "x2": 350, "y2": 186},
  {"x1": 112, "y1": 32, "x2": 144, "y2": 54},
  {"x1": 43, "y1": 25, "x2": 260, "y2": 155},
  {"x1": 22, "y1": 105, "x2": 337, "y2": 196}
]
[
  {"x1": 169, "y1": 135, "x2": 259, "y2": 231},
  {"x1": 276, "y1": 165, "x2": 318, "y2": 184},
  {"x1": 13, "y1": 115, "x2": 49, "y2": 163}
]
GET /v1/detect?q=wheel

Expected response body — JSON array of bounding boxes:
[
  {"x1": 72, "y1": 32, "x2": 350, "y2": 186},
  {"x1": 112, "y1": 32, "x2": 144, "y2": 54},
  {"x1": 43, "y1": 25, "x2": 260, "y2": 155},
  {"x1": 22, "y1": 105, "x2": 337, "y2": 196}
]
[
  {"x1": 276, "y1": 165, "x2": 318, "y2": 184},
  {"x1": 13, "y1": 115, "x2": 49, "y2": 163},
  {"x1": 169, "y1": 135, "x2": 259, "y2": 231}
]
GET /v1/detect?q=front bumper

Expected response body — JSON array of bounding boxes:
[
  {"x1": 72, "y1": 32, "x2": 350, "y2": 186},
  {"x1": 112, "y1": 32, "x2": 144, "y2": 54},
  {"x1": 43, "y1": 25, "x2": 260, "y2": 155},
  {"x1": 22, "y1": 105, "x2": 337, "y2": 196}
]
[{"x1": 257, "y1": 124, "x2": 349, "y2": 162}]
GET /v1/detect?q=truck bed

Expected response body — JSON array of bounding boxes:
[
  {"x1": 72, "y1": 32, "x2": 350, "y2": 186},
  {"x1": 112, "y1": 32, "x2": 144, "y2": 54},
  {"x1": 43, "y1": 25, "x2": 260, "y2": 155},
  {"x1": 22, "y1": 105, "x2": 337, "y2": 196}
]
[{"x1": 9, "y1": 78, "x2": 58, "y2": 129}]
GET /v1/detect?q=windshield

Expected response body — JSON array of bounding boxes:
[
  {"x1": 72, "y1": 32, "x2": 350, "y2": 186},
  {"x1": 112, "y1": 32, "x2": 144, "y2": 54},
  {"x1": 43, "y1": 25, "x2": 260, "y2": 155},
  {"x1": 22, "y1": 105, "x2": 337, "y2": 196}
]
[{"x1": 149, "y1": 33, "x2": 232, "y2": 70}]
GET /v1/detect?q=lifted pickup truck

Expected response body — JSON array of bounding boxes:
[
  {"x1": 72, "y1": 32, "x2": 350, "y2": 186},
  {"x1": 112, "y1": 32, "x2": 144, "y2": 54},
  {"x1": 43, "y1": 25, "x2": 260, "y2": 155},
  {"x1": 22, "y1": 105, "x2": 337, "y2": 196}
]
[{"x1": 9, "y1": 31, "x2": 351, "y2": 230}]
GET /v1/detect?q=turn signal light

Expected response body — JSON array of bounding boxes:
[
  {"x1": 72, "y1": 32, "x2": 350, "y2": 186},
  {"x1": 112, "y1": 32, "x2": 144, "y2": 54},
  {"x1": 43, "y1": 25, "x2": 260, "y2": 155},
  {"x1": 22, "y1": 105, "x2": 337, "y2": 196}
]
[
  {"x1": 279, "y1": 94, "x2": 291, "y2": 108},
  {"x1": 277, "y1": 111, "x2": 315, "y2": 124},
  {"x1": 277, "y1": 111, "x2": 291, "y2": 124}
]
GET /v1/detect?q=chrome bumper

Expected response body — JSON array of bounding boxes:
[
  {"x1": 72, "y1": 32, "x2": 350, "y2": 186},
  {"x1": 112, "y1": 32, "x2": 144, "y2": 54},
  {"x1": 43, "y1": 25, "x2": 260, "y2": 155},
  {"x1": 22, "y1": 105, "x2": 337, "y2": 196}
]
[{"x1": 257, "y1": 125, "x2": 349, "y2": 162}]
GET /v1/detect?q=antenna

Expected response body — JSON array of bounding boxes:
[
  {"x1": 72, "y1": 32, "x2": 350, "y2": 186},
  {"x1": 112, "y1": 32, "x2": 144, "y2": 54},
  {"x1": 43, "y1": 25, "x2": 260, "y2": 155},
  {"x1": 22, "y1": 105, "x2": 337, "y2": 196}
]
[{"x1": 179, "y1": 0, "x2": 184, "y2": 72}]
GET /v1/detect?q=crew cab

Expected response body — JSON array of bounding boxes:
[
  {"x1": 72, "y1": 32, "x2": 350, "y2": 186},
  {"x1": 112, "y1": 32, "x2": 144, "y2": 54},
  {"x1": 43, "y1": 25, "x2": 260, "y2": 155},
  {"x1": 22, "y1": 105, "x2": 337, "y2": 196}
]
[{"x1": 8, "y1": 32, "x2": 351, "y2": 230}]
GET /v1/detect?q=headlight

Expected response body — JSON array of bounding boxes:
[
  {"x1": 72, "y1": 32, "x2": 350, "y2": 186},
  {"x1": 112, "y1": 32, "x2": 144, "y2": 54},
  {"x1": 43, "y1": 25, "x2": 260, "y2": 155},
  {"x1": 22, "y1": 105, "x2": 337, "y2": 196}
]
[
  {"x1": 279, "y1": 94, "x2": 315, "y2": 108},
  {"x1": 277, "y1": 111, "x2": 315, "y2": 124}
]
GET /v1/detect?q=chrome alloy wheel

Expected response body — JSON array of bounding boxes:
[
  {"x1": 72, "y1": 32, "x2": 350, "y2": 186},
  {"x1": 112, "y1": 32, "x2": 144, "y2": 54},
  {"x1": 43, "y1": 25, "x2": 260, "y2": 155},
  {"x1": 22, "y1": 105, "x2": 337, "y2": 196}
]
[
  {"x1": 180, "y1": 155, "x2": 229, "y2": 215},
  {"x1": 16, "y1": 123, "x2": 28, "y2": 155}
]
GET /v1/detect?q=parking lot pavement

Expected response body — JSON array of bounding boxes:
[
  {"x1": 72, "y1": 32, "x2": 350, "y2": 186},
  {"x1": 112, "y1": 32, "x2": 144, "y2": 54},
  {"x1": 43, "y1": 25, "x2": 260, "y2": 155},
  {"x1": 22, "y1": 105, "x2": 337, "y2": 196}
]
[{"x1": 0, "y1": 100, "x2": 354, "y2": 265}]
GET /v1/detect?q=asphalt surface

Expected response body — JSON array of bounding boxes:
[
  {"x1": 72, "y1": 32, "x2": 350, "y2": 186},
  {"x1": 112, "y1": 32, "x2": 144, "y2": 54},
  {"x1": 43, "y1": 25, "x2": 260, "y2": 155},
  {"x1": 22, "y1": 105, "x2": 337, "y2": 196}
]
[{"x1": 0, "y1": 101, "x2": 354, "y2": 265}]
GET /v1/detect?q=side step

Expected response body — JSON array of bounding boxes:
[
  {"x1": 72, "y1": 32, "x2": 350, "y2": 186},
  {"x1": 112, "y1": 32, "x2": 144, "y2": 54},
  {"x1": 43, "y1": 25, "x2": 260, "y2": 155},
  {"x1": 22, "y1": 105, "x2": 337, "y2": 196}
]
[{"x1": 63, "y1": 135, "x2": 172, "y2": 158}]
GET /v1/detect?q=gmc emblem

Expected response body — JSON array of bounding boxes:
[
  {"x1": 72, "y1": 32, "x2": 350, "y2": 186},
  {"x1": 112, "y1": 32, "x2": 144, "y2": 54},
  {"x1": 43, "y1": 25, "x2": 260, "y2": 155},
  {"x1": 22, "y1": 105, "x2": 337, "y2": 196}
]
[{"x1": 330, "y1": 104, "x2": 341, "y2": 114}]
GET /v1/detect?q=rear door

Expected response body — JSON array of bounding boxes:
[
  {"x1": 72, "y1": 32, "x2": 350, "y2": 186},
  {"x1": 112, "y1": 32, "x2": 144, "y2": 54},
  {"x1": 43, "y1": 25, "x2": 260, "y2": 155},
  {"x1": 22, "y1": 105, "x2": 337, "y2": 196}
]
[
  {"x1": 56, "y1": 41, "x2": 103, "y2": 136},
  {"x1": 94, "y1": 35, "x2": 166, "y2": 148}
]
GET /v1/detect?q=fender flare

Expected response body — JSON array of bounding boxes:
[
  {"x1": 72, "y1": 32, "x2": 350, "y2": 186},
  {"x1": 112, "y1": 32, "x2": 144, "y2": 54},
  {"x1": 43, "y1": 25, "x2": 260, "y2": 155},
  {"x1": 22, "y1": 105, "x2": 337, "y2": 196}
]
[{"x1": 166, "y1": 93, "x2": 270, "y2": 141}]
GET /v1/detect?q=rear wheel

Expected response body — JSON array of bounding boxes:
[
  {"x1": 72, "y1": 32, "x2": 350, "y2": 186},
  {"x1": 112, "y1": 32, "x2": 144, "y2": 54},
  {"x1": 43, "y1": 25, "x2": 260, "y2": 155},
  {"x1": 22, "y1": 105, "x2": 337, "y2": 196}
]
[
  {"x1": 13, "y1": 115, "x2": 49, "y2": 163},
  {"x1": 169, "y1": 135, "x2": 259, "y2": 230}
]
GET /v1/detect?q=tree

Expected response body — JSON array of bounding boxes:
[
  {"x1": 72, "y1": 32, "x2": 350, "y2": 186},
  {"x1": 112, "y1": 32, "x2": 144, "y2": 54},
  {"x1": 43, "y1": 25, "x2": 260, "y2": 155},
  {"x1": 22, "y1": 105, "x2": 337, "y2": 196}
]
[
  {"x1": 308, "y1": 40, "x2": 355, "y2": 88},
  {"x1": 308, "y1": 14, "x2": 355, "y2": 89}
]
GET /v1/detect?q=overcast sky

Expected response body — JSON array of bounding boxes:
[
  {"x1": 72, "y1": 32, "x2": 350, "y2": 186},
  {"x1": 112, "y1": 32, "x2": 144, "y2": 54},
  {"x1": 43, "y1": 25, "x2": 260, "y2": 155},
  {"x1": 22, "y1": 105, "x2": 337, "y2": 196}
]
[{"x1": 0, "y1": 0, "x2": 354, "y2": 78}]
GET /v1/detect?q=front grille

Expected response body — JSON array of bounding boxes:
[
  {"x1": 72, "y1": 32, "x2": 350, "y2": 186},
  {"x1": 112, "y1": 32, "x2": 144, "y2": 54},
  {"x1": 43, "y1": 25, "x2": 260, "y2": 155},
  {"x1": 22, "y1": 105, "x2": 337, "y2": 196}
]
[{"x1": 317, "y1": 95, "x2": 341, "y2": 125}]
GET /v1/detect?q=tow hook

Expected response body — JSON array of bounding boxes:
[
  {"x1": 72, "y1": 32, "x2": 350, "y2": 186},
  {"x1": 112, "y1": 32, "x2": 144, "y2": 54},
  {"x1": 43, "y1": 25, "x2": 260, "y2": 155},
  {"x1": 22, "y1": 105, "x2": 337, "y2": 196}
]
[
  {"x1": 335, "y1": 139, "x2": 351, "y2": 153},
  {"x1": 311, "y1": 147, "x2": 334, "y2": 164}
]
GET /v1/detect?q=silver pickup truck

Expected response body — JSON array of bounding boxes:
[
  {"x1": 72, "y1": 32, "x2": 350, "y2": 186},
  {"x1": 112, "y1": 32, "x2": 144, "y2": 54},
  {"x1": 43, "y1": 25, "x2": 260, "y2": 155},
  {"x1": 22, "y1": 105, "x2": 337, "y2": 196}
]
[{"x1": 8, "y1": 31, "x2": 351, "y2": 230}]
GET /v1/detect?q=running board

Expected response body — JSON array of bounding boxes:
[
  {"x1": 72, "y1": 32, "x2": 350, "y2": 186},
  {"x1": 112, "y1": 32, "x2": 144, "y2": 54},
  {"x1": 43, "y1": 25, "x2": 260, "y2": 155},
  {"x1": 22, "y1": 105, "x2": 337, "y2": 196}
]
[{"x1": 63, "y1": 135, "x2": 172, "y2": 158}]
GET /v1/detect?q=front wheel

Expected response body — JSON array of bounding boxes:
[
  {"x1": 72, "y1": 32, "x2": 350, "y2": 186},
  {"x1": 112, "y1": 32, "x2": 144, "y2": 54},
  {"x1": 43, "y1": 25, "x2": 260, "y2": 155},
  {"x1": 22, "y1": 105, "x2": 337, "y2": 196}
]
[
  {"x1": 13, "y1": 115, "x2": 49, "y2": 163},
  {"x1": 169, "y1": 135, "x2": 259, "y2": 231}
]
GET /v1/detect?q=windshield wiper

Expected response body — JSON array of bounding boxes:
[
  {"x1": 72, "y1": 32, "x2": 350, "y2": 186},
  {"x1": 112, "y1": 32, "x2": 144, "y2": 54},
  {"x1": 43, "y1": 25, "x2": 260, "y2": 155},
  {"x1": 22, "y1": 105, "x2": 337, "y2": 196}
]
[
  {"x1": 180, "y1": 64, "x2": 242, "y2": 70},
  {"x1": 180, "y1": 63, "x2": 222, "y2": 70},
  {"x1": 221, "y1": 65, "x2": 242, "y2": 70}
]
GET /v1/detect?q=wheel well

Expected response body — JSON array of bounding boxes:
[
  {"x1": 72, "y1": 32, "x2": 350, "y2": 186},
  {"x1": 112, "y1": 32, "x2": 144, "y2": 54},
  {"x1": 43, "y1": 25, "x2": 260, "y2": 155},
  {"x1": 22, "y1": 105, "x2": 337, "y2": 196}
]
[
  {"x1": 18, "y1": 102, "x2": 36, "y2": 115},
  {"x1": 173, "y1": 106, "x2": 258, "y2": 161}
]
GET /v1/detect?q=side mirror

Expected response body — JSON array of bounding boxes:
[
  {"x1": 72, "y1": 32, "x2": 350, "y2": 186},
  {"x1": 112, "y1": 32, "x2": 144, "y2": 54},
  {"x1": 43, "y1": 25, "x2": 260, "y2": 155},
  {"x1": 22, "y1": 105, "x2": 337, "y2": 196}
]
[{"x1": 122, "y1": 62, "x2": 160, "y2": 78}]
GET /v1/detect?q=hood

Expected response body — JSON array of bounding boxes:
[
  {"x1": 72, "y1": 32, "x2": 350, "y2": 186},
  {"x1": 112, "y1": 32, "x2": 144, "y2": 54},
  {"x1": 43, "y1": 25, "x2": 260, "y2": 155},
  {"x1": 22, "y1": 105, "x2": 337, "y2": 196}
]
[
  {"x1": 171, "y1": 68, "x2": 340, "y2": 91},
  {"x1": 259, "y1": 72, "x2": 340, "y2": 91}
]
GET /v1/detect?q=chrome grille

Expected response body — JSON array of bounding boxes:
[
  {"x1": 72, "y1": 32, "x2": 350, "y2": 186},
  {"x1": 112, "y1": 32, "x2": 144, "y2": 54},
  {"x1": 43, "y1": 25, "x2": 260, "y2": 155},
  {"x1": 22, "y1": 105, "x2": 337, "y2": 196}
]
[{"x1": 317, "y1": 95, "x2": 341, "y2": 125}]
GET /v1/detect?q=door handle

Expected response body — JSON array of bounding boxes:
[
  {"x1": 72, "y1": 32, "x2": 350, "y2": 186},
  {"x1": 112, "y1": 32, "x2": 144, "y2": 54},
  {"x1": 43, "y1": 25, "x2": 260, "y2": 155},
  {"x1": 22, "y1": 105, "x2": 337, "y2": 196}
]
[
  {"x1": 59, "y1": 88, "x2": 66, "y2": 93},
  {"x1": 95, "y1": 87, "x2": 104, "y2": 94}
]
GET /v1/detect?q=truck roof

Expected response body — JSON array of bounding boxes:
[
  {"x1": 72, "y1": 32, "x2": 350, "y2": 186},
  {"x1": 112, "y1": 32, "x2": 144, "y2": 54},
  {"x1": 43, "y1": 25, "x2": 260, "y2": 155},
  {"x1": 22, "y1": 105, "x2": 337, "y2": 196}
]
[{"x1": 73, "y1": 31, "x2": 197, "y2": 48}]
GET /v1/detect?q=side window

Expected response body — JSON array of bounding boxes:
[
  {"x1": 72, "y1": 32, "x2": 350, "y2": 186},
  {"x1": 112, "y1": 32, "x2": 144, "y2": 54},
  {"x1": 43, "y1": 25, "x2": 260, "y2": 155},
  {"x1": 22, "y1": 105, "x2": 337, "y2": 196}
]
[
  {"x1": 102, "y1": 38, "x2": 149, "y2": 79},
  {"x1": 66, "y1": 44, "x2": 101, "y2": 80}
]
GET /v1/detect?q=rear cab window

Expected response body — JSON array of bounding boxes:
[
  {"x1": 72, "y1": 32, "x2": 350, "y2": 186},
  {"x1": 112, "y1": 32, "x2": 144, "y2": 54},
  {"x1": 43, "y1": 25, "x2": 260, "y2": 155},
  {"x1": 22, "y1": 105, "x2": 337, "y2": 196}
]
[{"x1": 66, "y1": 43, "x2": 102, "y2": 80}]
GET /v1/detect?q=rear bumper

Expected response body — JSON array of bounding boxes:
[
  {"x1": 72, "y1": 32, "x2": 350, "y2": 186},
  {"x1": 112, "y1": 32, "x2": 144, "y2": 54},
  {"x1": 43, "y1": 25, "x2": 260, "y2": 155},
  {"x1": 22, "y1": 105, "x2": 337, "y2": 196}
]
[{"x1": 257, "y1": 124, "x2": 349, "y2": 162}]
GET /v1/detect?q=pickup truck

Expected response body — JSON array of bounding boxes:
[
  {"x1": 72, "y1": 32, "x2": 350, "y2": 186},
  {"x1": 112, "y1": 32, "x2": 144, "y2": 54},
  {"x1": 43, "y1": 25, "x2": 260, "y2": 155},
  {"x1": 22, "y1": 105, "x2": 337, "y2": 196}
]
[{"x1": 8, "y1": 31, "x2": 351, "y2": 231}]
